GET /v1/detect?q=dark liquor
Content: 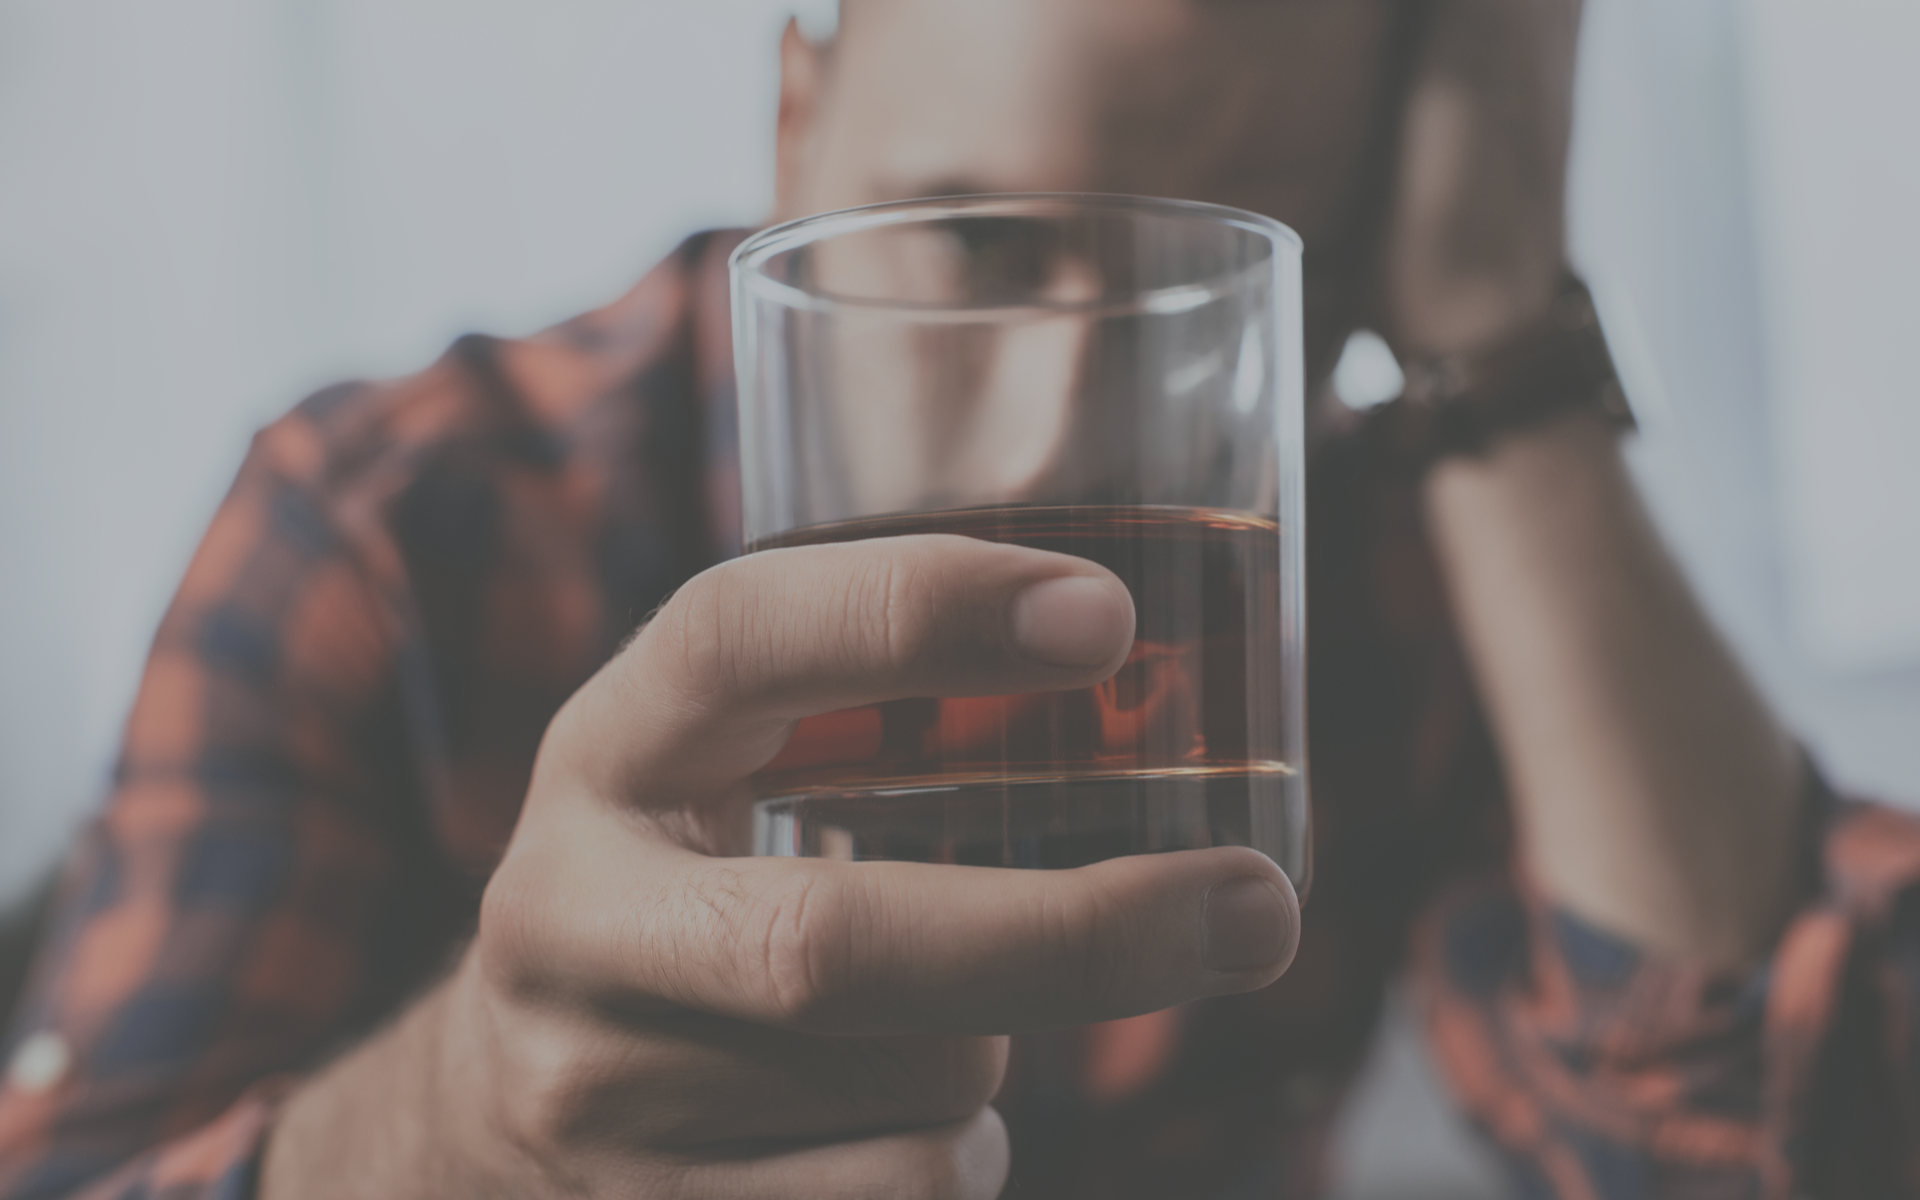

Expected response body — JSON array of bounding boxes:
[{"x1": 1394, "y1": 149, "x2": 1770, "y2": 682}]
[{"x1": 749, "y1": 505, "x2": 1305, "y2": 884}]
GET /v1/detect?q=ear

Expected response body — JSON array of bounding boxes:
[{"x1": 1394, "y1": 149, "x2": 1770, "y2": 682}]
[{"x1": 773, "y1": 17, "x2": 830, "y2": 223}]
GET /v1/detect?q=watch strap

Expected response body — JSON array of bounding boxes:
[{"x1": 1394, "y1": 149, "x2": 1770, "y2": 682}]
[{"x1": 1376, "y1": 273, "x2": 1634, "y2": 471}]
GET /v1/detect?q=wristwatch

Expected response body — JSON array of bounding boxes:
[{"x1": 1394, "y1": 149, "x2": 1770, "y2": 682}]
[{"x1": 1374, "y1": 272, "x2": 1635, "y2": 472}]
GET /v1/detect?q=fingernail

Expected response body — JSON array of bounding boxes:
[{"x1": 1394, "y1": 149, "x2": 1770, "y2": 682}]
[
  {"x1": 1203, "y1": 878, "x2": 1293, "y2": 973},
  {"x1": 1009, "y1": 576, "x2": 1133, "y2": 668}
]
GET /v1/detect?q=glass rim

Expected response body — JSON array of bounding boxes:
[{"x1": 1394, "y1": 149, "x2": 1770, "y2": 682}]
[{"x1": 729, "y1": 192, "x2": 1303, "y2": 320}]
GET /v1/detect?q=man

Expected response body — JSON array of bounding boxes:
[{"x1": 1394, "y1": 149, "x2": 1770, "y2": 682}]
[{"x1": 4, "y1": 1, "x2": 1917, "y2": 1196}]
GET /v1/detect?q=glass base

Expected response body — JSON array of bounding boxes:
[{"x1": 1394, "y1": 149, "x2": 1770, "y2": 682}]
[{"x1": 754, "y1": 767, "x2": 1307, "y2": 892}]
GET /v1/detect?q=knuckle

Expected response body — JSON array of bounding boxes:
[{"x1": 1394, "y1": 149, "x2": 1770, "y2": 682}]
[
  {"x1": 1049, "y1": 877, "x2": 1133, "y2": 1009},
  {"x1": 468, "y1": 879, "x2": 656, "y2": 1166},
  {"x1": 465, "y1": 978, "x2": 687, "y2": 1171},
  {"x1": 488, "y1": 1024, "x2": 581, "y2": 1156},
  {"x1": 848, "y1": 549, "x2": 942, "y2": 673},
  {"x1": 646, "y1": 558, "x2": 810, "y2": 717},
  {"x1": 486, "y1": 1017, "x2": 629, "y2": 1165},
  {"x1": 649, "y1": 544, "x2": 963, "y2": 709},
  {"x1": 475, "y1": 858, "x2": 552, "y2": 998},
  {"x1": 758, "y1": 870, "x2": 861, "y2": 1027},
  {"x1": 668, "y1": 859, "x2": 763, "y2": 993},
  {"x1": 653, "y1": 569, "x2": 746, "y2": 707}
]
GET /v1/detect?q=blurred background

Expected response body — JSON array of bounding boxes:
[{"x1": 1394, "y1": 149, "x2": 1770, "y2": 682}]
[{"x1": 2, "y1": 1, "x2": 1916, "y2": 1195}]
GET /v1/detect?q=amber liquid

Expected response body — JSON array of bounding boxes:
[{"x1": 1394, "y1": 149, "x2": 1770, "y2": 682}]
[{"x1": 749, "y1": 506, "x2": 1303, "y2": 881}]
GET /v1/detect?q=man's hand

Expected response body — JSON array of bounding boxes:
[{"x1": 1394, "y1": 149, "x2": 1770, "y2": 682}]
[
  {"x1": 1376, "y1": 0, "x2": 1583, "y2": 355},
  {"x1": 262, "y1": 536, "x2": 1299, "y2": 1199}
]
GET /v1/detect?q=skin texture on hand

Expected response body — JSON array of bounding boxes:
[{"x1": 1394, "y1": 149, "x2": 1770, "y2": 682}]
[{"x1": 260, "y1": 537, "x2": 1299, "y2": 1200}]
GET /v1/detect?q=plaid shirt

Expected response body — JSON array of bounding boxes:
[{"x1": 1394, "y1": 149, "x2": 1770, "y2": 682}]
[{"x1": 3, "y1": 231, "x2": 1918, "y2": 1200}]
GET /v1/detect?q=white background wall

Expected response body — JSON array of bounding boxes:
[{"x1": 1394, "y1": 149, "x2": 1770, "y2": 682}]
[
  {"x1": 3, "y1": 2, "x2": 1918, "y2": 1194},
  {"x1": 1743, "y1": 0, "x2": 1920, "y2": 670},
  {"x1": 0, "y1": 0, "x2": 816, "y2": 898}
]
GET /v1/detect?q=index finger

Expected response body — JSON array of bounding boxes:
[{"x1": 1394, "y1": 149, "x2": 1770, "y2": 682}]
[{"x1": 544, "y1": 534, "x2": 1136, "y2": 804}]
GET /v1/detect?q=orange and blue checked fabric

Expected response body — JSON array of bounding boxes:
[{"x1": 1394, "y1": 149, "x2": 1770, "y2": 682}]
[{"x1": 3, "y1": 230, "x2": 1919, "y2": 1199}]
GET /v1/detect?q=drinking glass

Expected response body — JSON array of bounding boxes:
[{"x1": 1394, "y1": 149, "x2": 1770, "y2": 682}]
[{"x1": 731, "y1": 194, "x2": 1308, "y2": 892}]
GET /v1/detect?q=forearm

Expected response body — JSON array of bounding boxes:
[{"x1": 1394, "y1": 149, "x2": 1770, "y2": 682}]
[{"x1": 1424, "y1": 412, "x2": 1803, "y2": 966}]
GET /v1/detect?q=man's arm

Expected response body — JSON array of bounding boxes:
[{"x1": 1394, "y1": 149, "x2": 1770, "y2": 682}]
[
  {"x1": 1366, "y1": 5, "x2": 1920, "y2": 1189},
  {"x1": 1378, "y1": 0, "x2": 1801, "y2": 968},
  {"x1": 1424, "y1": 415, "x2": 1802, "y2": 967}
]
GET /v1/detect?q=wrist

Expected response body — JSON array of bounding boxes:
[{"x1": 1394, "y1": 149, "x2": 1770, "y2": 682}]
[
  {"x1": 1425, "y1": 407, "x2": 1626, "y2": 505},
  {"x1": 1370, "y1": 273, "x2": 1633, "y2": 476}
]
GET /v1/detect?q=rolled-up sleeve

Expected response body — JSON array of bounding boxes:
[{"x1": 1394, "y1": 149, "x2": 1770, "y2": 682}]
[{"x1": 1418, "y1": 786, "x2": 1920, "y2": 1198}]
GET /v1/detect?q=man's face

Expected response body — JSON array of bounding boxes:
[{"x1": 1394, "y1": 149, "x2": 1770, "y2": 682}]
[
  {"x1": 780, "y1": 0, "x2": 1406, "y2": 338},
  {"x1": 765, "y1": 0, "x2": 1406, "y2": 519}
]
